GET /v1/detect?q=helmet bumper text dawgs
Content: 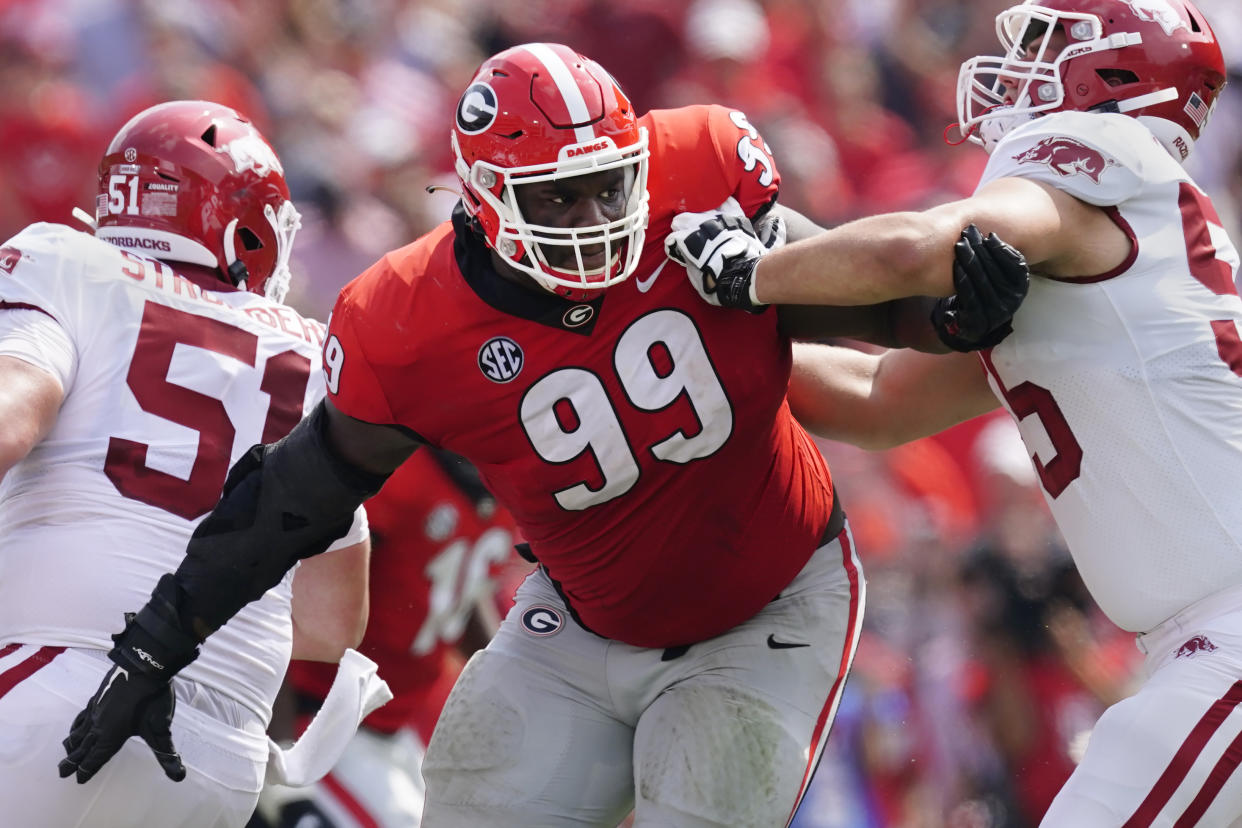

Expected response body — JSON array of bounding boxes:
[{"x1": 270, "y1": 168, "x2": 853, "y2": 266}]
[
  {"x1": 452, "y1": 43, "x2": 650, "y2": 298},
  {"x1": 94, "y1": 101, "x2": 301, "y2": 303},
  {"x1": 956, "y1": 0, "x2": 1227, "y2": 160}
]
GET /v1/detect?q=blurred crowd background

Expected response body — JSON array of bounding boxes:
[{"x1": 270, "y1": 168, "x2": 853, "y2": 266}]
[{"x1": 2, "y1": 1, "x2": 1239, "y2": 825}]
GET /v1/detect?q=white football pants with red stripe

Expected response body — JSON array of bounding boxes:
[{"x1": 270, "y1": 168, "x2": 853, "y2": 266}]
[
  {"x1": 1044, "y1": 582, "x2": 1242, "y2": 826},
  {"x1": 422, "y1": 523, "x2": 865, "y2": 827},
  {"x1": 0, "y1": 644, "x2": 266, "y2": 828}
]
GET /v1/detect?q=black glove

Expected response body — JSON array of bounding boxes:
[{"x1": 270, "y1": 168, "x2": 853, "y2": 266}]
[
  {"x1": 59, "y1": 575, "x2": 200, "y2": 784},
  {"x1": 932, "y1": 224, "x2": 1030, "y2": 352}
]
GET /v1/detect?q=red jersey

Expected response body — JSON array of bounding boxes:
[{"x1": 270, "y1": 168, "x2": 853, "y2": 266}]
[
  {"x1": 289, "y1": 450, "x2": 519, "y2": 741},
  {"x1": 325, "y1": 105, "x2": 835, "y2": 647}
]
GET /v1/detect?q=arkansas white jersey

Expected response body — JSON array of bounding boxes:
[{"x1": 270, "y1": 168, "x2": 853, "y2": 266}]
[
  {"x1": 0, "y1": 222, "x2": 366, "y2": 724},
  {"x1": 978, "y1": 111, "x2": 1242, "y2": 633}
]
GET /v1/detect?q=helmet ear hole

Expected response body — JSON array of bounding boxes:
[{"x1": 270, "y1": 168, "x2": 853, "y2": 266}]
[
  {"x1": 238, "y1": 227, "x2": 263, "y2": 251},
  {"x1": 1097, "y1": 68, "x2": 1140, "y2": 87}
]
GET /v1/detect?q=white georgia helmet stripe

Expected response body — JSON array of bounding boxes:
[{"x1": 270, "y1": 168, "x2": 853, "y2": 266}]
[{"x1": 521, "y1": 43, "x2": 598, "y2": 144}]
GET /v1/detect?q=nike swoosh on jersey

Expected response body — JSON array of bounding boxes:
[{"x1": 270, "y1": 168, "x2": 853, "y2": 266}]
[
  {"x1": 635, "y1": 259, "x2": 668, "y2": 293},
  {"x1": 766, "y1": 634, "x2": 810, "y2": 650}
]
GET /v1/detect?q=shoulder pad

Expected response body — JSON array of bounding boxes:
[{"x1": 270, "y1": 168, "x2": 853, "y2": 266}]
[{"x1": 980, "y1": 112, "x2": 1146, "y2": 207}]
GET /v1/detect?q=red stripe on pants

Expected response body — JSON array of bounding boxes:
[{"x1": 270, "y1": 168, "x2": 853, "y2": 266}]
[
  {"x1": 0, "y1": 646, "x2": 67, "y2": 700},
  {"x1": 1173, "y1": 727, "x2": 1242, "y2": 827},
  {"x1": 784, "y1": 526, "x2": 862, "y2": 827},
  {"x1": 1124, "y1": 679, "x2": 1242, "y2": 826},
  {"x1": 321, "y1": 771, "x2": 381, "y2": 828}
]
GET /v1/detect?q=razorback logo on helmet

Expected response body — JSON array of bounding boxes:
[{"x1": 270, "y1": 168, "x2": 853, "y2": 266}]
[
  {"x1": 216, "y1": 133, "x2": 283, "y2": 176},
  {"x1": 1121, "y1": 0, "x2": 1190, "y2": 36},
  {"x1": 1013, "y1": 137, "x2": 1118, "y2": 184},
  {"x1": 0, "y1": 246, "x2": 21, "y2": 274}
]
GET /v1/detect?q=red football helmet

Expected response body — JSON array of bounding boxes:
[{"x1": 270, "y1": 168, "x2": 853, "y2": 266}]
[
  {"x1": 957, "y1": 0, "x2": 1227, "y2": 160},
  {"x1": 451, "y1": 43, "x2": 649, "y2": 298},
  {"x1": 94, "y1": 100, "x2": 301, "y2": 301}
]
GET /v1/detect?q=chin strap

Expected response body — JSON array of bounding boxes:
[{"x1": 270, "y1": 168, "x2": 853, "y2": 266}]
[{"x1": 72, "y1": 207, "x2": 98, "y2": 232}]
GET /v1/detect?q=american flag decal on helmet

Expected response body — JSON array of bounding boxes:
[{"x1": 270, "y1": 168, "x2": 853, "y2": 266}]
[{"x1": 1185, "y1": 92, "x2": 1211, "y2": 129}]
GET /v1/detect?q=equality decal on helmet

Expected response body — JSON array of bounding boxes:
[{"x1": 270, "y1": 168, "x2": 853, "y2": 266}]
[
  {"x1": 456, "y1": 82, "x2": 499, "y2": 135},
  {"x1": 1013, "y1": 137, "x2": 1118, "y2": 184},
  {"x1": 478, "y1": 335, "x2": 523, "y2": 383},
  {"x1": 1121, "y1": 0, "x2": 1190, "y2": 36},
  {"x1": 521, "y1": 605, "x2": 564, "y2": 636}
]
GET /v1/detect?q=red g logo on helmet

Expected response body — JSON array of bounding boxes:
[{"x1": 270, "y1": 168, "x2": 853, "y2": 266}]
[{"x1": 1013, "y1": 136, "x2": 1117, "y2": 183}]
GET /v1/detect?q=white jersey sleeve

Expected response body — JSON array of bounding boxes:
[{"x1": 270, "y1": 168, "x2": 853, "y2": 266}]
[
  {"x1": 329, "y1": 504, "x2": 370, "y2": 551},
  {"x1": 0, "y1": 308, "x2": 75, "y2": 390},
  {"x1": 0, "y1": 222, "x2": 354, "y2": 726},
  {"x1": 975, "y1": 113, "x2": 1242, "y2": 633}
]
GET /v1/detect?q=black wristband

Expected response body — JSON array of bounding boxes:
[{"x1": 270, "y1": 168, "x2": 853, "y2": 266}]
[
  {"x1": 109, "y1": 574, "x2": 200, "y2": 678},
  {"x1": 715, "y1": 256, "x2": 764, "y2": 313}
]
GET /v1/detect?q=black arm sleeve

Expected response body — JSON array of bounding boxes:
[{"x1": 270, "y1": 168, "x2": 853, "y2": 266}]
[
  {"x1": 174, "y1": 401, "x2": 389, "y2": 635},
  {"x1": 776, "y1": 298, "x2": 948, "y2": 352}
]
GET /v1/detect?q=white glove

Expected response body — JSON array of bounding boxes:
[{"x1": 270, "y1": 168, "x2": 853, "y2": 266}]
[{"x1": 664, "y1": 196, "x2": 785, "y2": 310}]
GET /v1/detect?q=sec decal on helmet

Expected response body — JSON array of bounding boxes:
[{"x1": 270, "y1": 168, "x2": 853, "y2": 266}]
[
  {"x1": 451, "y1": 42, "x2": 650, "y2": 299},
  {"x1": 957, "y1": 0, "x2": 1226, "y2": 161},
  {"x1": 94, "y1": 100, "x2": 301, "y2": 302}
]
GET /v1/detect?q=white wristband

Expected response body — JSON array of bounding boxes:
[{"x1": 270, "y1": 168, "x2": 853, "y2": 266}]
[{"x1": 748, "y1": 260, "x2": 765, "y2": 307}]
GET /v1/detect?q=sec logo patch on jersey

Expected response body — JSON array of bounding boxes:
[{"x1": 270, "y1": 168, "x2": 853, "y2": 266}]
[
  {"x1": 521, "y1": 605, "x2": 564, "y2": 636},
  {"x1": 478, "y1": 336, "x2": 523, "y2": 383}
]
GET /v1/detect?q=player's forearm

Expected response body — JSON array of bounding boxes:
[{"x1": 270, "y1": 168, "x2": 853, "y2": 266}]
[
  {"x1": 789, "y1": 344, "x2": 997, "y2": 449},
  {"x1": 753, "y1": 211, "x2": 959, "y2": 306},
  {"x1": 774, "y1": 298, "x2": 945, "y2": 351}
]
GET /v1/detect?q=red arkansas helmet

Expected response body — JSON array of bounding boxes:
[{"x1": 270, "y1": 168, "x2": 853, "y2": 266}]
[
  {"x1": 957, "y1": 0, "x2": 1227, "y2": 161},
  {"x1": 94, "y1": 100, "x2": 301, "y2": 302},
  {"x1": 451, "y1": 43, "x2": 649, "y2": 298}
]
